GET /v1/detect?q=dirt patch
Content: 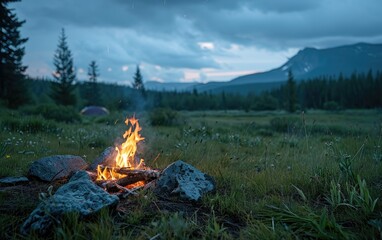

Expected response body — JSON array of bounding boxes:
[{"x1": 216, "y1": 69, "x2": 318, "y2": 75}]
[
  {"x1": 0, "y1": 179, "x2": 71, "y2": 216},
  {"x1": 0, "y1": 179, "x2": 242, "y2": 239}
]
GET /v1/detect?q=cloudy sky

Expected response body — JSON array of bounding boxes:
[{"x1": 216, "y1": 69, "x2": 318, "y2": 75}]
[{"x1": 11, "y1": 0, "x2": 382, "y2": 85}]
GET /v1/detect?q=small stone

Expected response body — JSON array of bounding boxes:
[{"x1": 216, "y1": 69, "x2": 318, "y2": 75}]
[
  {"x1": 0, "y1": 176, "x2": 29, "y2": 186},
  {"x1": 154, "y1": 160, "x2": 215, "y2": 202},
  {"x1": 20, "y1": 170, "x2": 119, "y2": 236},
  {"x1": 28, "y1": 155, "x2": 88, "y2": 182},
  {"x1": 88, "y1": 147, "x2": 117, "y2": 170}
]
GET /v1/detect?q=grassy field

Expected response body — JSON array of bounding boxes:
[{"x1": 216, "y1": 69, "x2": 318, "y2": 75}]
[{"x1": 1, "y1": 107, "x2": 382, "y2": 239}]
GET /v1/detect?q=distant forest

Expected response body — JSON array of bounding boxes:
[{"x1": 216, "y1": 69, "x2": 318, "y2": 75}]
[
  {"x1": 24, "y1": 70, "x2": 382, "y2": 112},
  {"x1": 272, "y1": 70, "x2": 382, "y2": 111}
]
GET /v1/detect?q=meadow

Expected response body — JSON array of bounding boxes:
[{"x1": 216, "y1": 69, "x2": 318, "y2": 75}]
[{"x1": 0, "y1": 107, "x2": 381, "y2": 239}]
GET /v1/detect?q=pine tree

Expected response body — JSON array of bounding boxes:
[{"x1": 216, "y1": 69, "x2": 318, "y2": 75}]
[
  {"x1": 132, "y1": 65, "x2": 145, "y2": 93},
  {"x1": 83, "y1": 60, "x2": 101, "y2": 105},
  {"x1": 50, "y1": 28, "x2": 76, "y2": 106},
  {"x1": 286, "y1": 69, "x2": 297, "y2": 113},
  {"x1": 0, "y1": 0, "x2": 29, "y2": 108}
]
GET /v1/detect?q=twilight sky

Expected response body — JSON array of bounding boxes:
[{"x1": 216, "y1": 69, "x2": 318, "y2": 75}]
[{"x1": 11, "y1": 0, "x2": 382, "y2": 85}]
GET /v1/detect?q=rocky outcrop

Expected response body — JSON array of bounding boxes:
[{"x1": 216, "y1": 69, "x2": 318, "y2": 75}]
[{"x1": 28, "y1": 155, "x2": 88, "y2": 182}]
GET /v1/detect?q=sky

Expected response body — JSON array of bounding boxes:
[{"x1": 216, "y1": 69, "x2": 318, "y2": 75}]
[{"x1": 10, "y1": 0, "x2": 382, "y2": 85}]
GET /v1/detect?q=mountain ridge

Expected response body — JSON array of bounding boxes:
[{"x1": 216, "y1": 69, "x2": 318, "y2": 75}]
[{"x1": 145, "y1": 42, "x2": 382, "y2": 93}]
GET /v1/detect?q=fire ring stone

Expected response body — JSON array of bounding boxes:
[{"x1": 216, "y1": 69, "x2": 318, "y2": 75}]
[
  {"x1": 20, "y1": 171, "x2": 119, "y2": 236},
  {"x1": 154, "y1": 160, "x2": 215, "y2": 201},
  {"x1": 28, "y1": 155, "x2": 88, "y2": 182}
]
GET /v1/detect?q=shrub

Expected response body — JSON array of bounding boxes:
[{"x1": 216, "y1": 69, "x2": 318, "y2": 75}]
[
  {"x1": 324, "y1": 101, "x2": 341, "y2": 111},
  {"x1": 269, "y1": 117, "x2": 301, "y2": 133},
  {"x1": 309, "y1": 124, "x2": 362, "y2": 136},
  {"x1": 149, "y1": 108, "x2": 180, "y2": 126},
  {"x1": 251, "y1": 94, "x2": 278, "y2": 111},
  {"x1": 93, "y1": 112, "x2": 125, "y2": 125},
  {"x1": 1, "y1": 116, "x2": 59, "y2": 133},
  {"x1": 256, "y1": 128, "x2": 274, "y2": 137},
  {"x1": 21, "y1": 104, "x2": 81, "y2": 123}
]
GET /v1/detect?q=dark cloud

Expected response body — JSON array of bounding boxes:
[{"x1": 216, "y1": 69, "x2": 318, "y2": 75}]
[
  {"x1": 188, "y1": 0, "x2": 382, "y2": 49},
  {"x1": 16, "y1": 0, "x2": 382, "y2": 48},
  {"x1": 250, "y1": 0, "x2": 320, "y2": 13},
  {"x1": 11, "y1": 0, "x2": 382, "y2": 82}
]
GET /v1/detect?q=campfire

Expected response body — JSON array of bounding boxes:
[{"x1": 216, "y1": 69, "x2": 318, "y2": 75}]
[
  {"x1": 94, "y1": 116, "x2": 159, "y2": 194},
  {"x1": 18, "y1": 115, "x2": 215, "y2": 235}
]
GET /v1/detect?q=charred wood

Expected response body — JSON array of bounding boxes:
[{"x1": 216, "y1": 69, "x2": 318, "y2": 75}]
[{"x1": 95, "y1": 167, "x2": 160, "y2": 192}]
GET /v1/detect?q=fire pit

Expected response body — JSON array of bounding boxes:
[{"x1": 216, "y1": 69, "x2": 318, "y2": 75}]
[{"x1": 15, "y1": 115, "x2": 215, "y2": 235}]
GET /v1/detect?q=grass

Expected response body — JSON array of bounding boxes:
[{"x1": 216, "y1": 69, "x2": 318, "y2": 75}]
[{"x1": 0, "y1": 108, "x2": 382, "y2": 239}]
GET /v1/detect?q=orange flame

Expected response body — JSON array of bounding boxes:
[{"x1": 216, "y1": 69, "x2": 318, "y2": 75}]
[{"x1": 97, "y1": 116, "x2": 146, "y2": 181}]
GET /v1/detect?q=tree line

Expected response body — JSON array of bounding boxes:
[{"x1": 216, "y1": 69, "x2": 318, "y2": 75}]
[
  {"x1": 22, "y1": 69, "x2": 382, "y2": 112},
  {"x1": 147, "y1": 69, "x2": 382, "y2": 111},
  {"x1": 270, "y1": 70, "x2": 382, "y2": 111}
]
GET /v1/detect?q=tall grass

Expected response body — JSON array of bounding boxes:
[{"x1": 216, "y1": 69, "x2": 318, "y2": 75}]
[{"x1": 0, "y1": 109, "x2": 381, "y2": 238}]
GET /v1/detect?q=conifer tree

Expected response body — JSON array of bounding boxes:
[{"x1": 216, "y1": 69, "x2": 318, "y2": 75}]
[
  {"x1": 286, "y1": 69, "x2": 297, "y2": 113},
  {"x1": 50, "y1": 28, "x2": 76, "y2": 105},
  {"x1": 83, "y1": 60, "x2": 101, "y2": 105},
  {"x1": 0, "y1": 0, "x2": 29, "y2": 108},
  {"x1": 132, "y1": 65, "x2": 145, "y2": 93}
]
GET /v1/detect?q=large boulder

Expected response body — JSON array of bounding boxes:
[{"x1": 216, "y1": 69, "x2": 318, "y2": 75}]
[
  {"x1": 88, "y1": 147, "x2": 117, "y2": 170},
  {"x1": 154, "y1": 160, "x2": 215, "y2": 201},
  {"x1": 20, "y1": 171, "x2": 119, "y2": 236},
  {"x1": 28, "y1": 155, "x2": 88, "y2": 182}
]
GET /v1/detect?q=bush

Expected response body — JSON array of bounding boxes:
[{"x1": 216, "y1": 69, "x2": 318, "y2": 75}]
[
  {"x1": 323, "y1": 101, "x2": 341, "y2": 111},
  {"x1": 21, "y1": 104, "x2": 81, "y2": 123},
  {"x1": 256, "y1": 128, "x2": 274, "y2": 137},
  {"x1": 1, "y1": 116, "x2": 59, "y2": 133},
  {"x1": 251, "y1": 94, "x2": 278, "y2": 111},
  {"x1": 269, "y1": 117, "x2": 301, "y2": 133},
  {"x1": 149, "y1": 108, "x2": 180, "y2": 126}
]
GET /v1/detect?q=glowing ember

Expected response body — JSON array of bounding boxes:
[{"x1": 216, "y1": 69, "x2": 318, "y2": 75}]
[{"x1": 97, "y1": 116, "x2": 147, "y2": 182}]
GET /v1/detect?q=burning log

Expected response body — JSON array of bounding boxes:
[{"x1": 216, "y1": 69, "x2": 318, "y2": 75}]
[
  {"x1": 116, "y1": 168, "x2": 160, "y2": 178},
  {"x1": 95, "y1": 167, "x2": 160, "y2": 192}
]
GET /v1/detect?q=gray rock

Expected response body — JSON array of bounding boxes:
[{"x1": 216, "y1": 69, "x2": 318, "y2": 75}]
[
  {"x1": 154, "y1": 160, "x2": 215, "y2": 201},
  {"x1": 28, "y1": 155, "x2": 88, "y2": 182},
  {"x1": 20, "y1": 171, "x2": 119, "y2": 236},
  {"x1": 0, "y1": 176, "x2": 29, "y2": 186},
  {"x1": 88, "y1": 147, "x2": 117, "y2": 170}
]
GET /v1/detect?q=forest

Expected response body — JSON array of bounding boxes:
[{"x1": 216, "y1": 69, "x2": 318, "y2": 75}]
[{"x1": 19, "y1": 69, "x2": 382, "y2": 113}]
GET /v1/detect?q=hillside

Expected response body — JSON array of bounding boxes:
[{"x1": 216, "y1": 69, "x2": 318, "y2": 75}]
[
  {"x1": 146, "y1": 43, "x2": 382, "y2": 94},
  {"x1": 231, "y1": 42, "x2": 382, "y2": 84}
]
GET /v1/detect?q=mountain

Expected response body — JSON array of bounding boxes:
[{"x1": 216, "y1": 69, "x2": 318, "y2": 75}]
[
  {"x1": 146, "y1": 42, "x2": 382, "y2": 94},
  {"x1": 231, "y1": 42, "x2": 382, "y2": 84}
]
